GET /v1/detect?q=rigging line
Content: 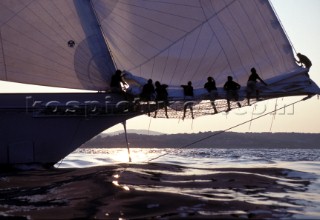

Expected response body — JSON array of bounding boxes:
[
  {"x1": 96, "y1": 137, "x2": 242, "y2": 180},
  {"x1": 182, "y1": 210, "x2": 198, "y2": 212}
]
[
  {"x1": 248, "y1": 104, "x2": 256, "y2": 130},
  {"x1": 148, "y1": 97, "x2": 307, "y2": 162},
  {"x1": 268, "y1": 0, "x2": 297, "y2": 54},
  {"x1": 269, "y1": 98, "x2": 278, "y2": 131},
  {"x1": 122, "y1": 121, "x2": 132, "y2": 163},
  {"x1": 89, "y1": 0, "x2": 118, "y2": 69},
  {"x1": 148, "y1": 116, "x2": 152, "y2": 135}
]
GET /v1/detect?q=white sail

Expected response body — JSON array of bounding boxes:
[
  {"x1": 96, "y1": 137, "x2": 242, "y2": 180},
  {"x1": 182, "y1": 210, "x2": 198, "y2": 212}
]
[
  {"x1": 0, "y1": 0, "x2": 115, "y2": 90},
  {"x1": 0, "y1": 0, "x2": 318, "y2": 95},
  {"x1": 92, "y1": 0, "x2": 317, "y2": 92}
]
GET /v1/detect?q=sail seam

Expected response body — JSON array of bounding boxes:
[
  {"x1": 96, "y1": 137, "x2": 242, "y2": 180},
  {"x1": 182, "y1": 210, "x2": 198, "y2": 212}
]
[
  {"x1": 0, "y1": 1, "x2": 35, "y2": 81},
  {"x1": 168, "y1": 38, "x2": 186, "y2": 85},
  {"x1": 2, "y1": 3, "x2": 84, "y2": 69},
  {"x1": 126, "y1": 0, "x2": 238, "y2": 72},
  {"x1": 190, "y1": 29, "x2": 217, "y2": 84},
  {"x1": 2, "y1": 7, "x2": 82, "y2": 69},
  {"x1": 3, "y1": 39, "x2": 74, "y2": 75},
  {"x1": 216, "y1": 0, "x2": 246, "y2": 81},
  {"x1": 228, "y1": 1, "x2": 261, "y2": 76},
  {"x1": 205, "y1": 0, "x2": 237, "y2": 81},
  {"x1": 17, "y1": 2, "x2": 93, "y2": 70},
  {"x1": 266, "y1": 0, "x2": 296, "y2": 73},
  {"x1": 36, "y1": 2, "x2": 98, "y2": 70},
  {"x1": 178, "y1": 25, "x2": 204, "y2": 84},
  {"x1": 39, "y1": 2, "x2": 78, "y2": 42},
  {"x1": 119, "y1": 1, "x2": 203, "y2": 24},
  {"x1": 160, "y1": 50, "x2": 170, "y2": 83},
  {"x1": 0, "y1": 1, "x2": 34, "y2": 27},
  {"x1": 27, "y1": 5, "x2": 79, "y2": 58},
  {"x1": 250, "y1": 1, "x2": 277, "y2": 76}
]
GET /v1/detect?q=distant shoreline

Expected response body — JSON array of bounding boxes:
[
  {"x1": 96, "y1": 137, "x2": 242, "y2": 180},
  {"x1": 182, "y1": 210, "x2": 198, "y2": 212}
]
[{"x1": 81, "y1": 131, "x2": 320, "y2": 149}]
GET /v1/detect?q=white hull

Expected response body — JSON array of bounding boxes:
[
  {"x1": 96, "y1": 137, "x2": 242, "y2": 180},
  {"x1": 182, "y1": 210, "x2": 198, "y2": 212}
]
[{"x1": 0, "y1": 93, "x2": 141, "y2": 167}]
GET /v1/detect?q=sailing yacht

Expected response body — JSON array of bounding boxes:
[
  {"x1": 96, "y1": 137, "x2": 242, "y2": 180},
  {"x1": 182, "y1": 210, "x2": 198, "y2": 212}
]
[{"x1": 0, "y1": 0, "x2": 319, "y2": 166}]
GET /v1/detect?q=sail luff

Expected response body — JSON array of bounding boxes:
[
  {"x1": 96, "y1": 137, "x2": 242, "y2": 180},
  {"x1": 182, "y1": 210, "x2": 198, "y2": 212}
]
[
  {"x1": 254, "y1": 0, "x2": 292, "y2": 74},
  {"x1": 90, "y1": 0, "x2": 117, "y2": 70}
]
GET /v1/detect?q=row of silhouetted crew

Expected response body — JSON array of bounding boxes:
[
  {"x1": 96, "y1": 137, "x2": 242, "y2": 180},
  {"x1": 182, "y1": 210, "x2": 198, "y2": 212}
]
[{"x1": 110, "y1": 53, "x2": 312, "y2": 119}]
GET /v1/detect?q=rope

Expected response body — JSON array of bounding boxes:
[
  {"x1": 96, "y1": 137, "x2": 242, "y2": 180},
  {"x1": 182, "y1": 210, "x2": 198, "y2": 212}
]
[
  {"x1": 147, "y1": 97, "x2": 307, "y2": 162},
  {"x1": 269, "y1": 99, "x2": 278, "y2": 131},
  {"x1": 148, "y1": 117, "x2": 152, "y2": 135},
  {"x1": 122, "y1": 121, "x2": 132, "y2": 163},
  {"x1": 248, "y1": 105, "x2": 256, "y2": 130}
]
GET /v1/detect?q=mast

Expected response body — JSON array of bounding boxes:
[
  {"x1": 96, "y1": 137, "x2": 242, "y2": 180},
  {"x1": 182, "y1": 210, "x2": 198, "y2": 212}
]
[{"x1": 89, "y1": 0, "x2": 118, "y2": 70}]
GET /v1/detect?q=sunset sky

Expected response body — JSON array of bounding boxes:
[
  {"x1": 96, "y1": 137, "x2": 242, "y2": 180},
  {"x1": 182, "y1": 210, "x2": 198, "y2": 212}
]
[{"x1": 0, "y1": 0, "x2": 319, "y2": 134}]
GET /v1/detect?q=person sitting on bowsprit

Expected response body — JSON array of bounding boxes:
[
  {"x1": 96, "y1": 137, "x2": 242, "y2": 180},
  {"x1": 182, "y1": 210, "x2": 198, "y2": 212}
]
[
  {"x1": 246, "y1": 67, "x2": 267, "y2": 105},
  {"x1": 181, "y1": 81, "x2": 194, "y2": 120},
  {"x1": 223, "y1": 76, "x2": 241, "y2": 112}
]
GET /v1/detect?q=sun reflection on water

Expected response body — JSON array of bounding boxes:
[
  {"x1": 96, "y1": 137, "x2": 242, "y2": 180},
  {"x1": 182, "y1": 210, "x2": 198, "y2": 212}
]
[
  {"x1": 69, "y1": 148, "x2": 163, "y2": 164},
  {"x1": 55, "y1": 148, "x2": 320, "y2": 219}
]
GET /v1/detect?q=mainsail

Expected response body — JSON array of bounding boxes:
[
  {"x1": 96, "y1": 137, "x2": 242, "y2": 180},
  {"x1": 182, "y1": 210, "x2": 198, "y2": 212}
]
[
  {"x1": 0, "y1": 0, "x2": 318, "y2": 95},
  {"x1": 0, "y1": 0, "x2": 115, "y2": 90}
]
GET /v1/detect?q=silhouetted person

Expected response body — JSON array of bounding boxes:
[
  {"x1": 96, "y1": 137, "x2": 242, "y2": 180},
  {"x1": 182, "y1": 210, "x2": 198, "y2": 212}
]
[
  {"x1": 110, "y1": 69, "x2": 128, "y2": 93},
  {"x1": 296, "y1": 53, "x2": 312, "y2": 70},
  {"x1": 154, "y1": 81, "x2": 169, "y2": 118},
  {"x1": 204, "y1": 76, "x2": 218, "y2": 114},
  {"x1": 296, "y1": 53, "x2": 312, "y2": 81},
  {"x1": 140, "y1": 79, "x2": 155, "y2": 116},
  {"x1": 246, "y1": 68, "x2": 267, "y2": 105},
  {"x1": 181, "y1": 81, "x2": 194, "y2": 119},
  {"x1": 223, "y1": 76, "x2": 241, "y2": 111}
]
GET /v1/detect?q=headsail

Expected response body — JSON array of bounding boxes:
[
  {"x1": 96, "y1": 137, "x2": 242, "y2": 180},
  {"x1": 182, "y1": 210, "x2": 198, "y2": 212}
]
[
  {"x1": 93, "y1": 0, "x2": 295, "y2": 85},
  {"x1": 92, "y1": 0, "x2": 318, "y2": 94}
]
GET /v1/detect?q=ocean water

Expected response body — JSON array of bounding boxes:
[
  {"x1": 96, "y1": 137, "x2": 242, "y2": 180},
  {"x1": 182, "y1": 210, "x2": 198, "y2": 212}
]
[
  {"x1": 1, "y1": 148, "x2": 320, "y2": 219},
  {"x1": 56, "y1": 148, "x2": 320, "y2": 219},
  {"x1": 57, "y1": 148, "x2": 320, "y2": 168}
]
